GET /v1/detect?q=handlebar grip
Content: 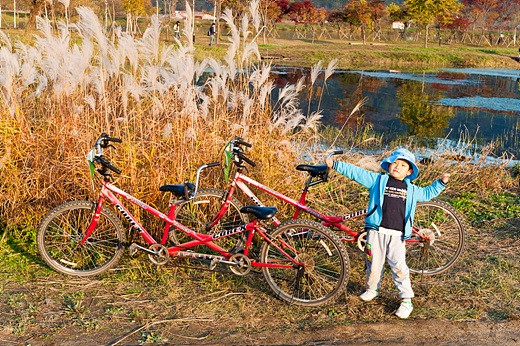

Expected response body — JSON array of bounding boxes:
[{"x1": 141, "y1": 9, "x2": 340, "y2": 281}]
[
  {"x1": 99, "y1": 157, "x2": 121, "y2": 174},
  {"x1": 107, "y1": 137, "x2": 122, "y2": 143},
  {"x1": 241, "y1": 155, "x2": 256, "y2": 167},
  {"x1": 206, "y1": 162, "x2": 220, "y2": 168},
  {"x1": 236, "y1": 139, "x2": 252, "y2": 148},
  {"x1": 327, "y1": 150, "x2": 344, "y2": 158}
]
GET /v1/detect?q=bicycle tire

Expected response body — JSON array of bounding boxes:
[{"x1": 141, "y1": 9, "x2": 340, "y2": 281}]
[
  {"x1": 407, "y1": 200, "x2": 466, "y2": 275},
  {"x1": 171, "y1": 189, "x2": 249, "y2": 250},
  {"x1": 37, "y1": 201, "x2": 126, "y2": 277},
  {"x1": 260, "y1": 219, "x2": 350, "y2": 307}
]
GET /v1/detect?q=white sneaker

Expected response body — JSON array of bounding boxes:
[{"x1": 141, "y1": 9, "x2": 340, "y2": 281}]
[
  {"x1": 395, "y1": 301, "x2": 413, "y2": 319},
  {"x1": 359, "y1": 289, "x2": 378, "y2": 302}
]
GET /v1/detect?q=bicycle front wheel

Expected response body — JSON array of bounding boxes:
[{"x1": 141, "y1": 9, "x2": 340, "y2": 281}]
[
  {"x1": 260, "y1": 219, "x2": 350, "y2": 307},
  {"x1": 407, "y1": 200, "x2": 466, "y2": 275},
  {"x1": 37, "y1": 201, "x2": 126, "y2": 277},
  {"x1": 171, "y1": 189, "x2": 249, "y2": 250}
]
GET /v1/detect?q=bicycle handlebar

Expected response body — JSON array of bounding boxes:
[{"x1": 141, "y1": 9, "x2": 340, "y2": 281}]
[
  {"x1": 235, "y1": 137, "x2": 252, "y2": 148},
  {"x1": 229, "y1": 137, "x2": 256, "y2": 168},
  {"x1": 326, "y1": 150, "x2": 344, "y2": 159},
  {"x1": 193, "y1": 162, "x2": 220, "y2": 197},
  {"x1": 98, "y1": 157, "x2": 122, "y2": 175},
  {"x1": 239, "y1": 153, "x2": 256, "y2": 167},
  {"x1": 93, "y1": 133, "x2": 123, "y2": 176},
  {"x1": 324, "y1": 150, "x2": 343, "y2": 182}
]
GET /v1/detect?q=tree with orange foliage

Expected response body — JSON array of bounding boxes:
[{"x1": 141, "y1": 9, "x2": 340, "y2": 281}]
[
  {"x1": 344, "y1": 0, "x2": 385, "y2": 44},
  {"x1": 287, "y1": 0, "x2": 316, "y2": 39}
]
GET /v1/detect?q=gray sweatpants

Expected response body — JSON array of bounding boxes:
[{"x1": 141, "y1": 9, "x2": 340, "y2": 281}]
[{"x1": 365, "y1": 228, "x2": 414, "y2": 298}]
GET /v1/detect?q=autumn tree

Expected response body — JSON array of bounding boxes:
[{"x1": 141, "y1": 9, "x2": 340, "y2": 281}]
[
  {"x1": 222, "y1": 0, "x2": 248, "y2": 20},
  {"x1": 287, "y1": 0, "x2": 316, "y2": 39},
  {"x1": 387, "y1": 3, "x2": 411, "y2": 40},
  {"x1": 343, "y1": 0, "x2": 385, "y2": 44},
  {"x1": 123, "y1": 0, "x2": 146, "y2": 33},
  {"x1": 495, "y1": 0, "x2": 520, "y2": 34},
  {"x1": 259, "y1": 0, "x2": 284, "y2": 39},
  {"x1": 26, "y1": 0, "x2": 46, "y2": 31},
  {"x1": 405, "y1": 0, "x2": 462, "y2": 47}
]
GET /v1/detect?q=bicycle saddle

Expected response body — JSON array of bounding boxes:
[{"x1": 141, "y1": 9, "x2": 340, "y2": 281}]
[
  {"x1": 295, "y1": 164, "x2": 327, "y2": 177},
  {"x1": 240, "y1": 206, "x2": 277, "y2": 220},
  {"x1": 159, "y1": 183, "x2": 195, "y2": 197}
]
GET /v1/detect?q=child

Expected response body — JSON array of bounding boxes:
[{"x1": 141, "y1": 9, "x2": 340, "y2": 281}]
[
  {"x1": 173, "y1": 21, "x2": 181, "y2": 39},
  {"x1": 209, "y1": 23, "x2": 216, "y2": 46},
  {"x1": 325, "y1": 149, "x2": 450, "y2": 319}
]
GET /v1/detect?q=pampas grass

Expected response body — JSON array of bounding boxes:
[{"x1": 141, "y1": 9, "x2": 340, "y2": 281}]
[{"x1": 0, "y1": 5, "x2": 328, "y2": 239}]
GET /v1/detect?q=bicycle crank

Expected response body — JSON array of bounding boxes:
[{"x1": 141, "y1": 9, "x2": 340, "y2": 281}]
[
  {"x1": 228, "y1": 253, "x2": 251, "y2": 276},
  {"x1": 148, "y1": 244, "x2": 169, "y2": 265}
]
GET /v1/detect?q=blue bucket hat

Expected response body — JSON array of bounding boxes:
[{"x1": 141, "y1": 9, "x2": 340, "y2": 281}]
[{"x1": 380, "y1": 148, "x2": 419, "y2": 181}]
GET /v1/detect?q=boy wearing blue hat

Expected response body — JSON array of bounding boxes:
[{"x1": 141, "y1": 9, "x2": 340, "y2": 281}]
[{"x1": 325, "y1": 149, "x2": 450, "y2": 319}]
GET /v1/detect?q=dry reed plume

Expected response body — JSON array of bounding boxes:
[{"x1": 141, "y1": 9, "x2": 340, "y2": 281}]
[
  {"x1": 0, "y1": 5, "x2": 332, "y2": 237},
  {"x1": 0, "y1": 6, "x2": 516, "y2": 240}
]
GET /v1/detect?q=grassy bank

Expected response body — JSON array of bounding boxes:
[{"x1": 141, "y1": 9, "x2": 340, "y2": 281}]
[{"x1": 254, "y1": 39, "x2": 520, "y2": 70}]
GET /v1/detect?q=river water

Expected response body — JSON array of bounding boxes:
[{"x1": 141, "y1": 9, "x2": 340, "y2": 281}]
[{"x1": 271, "y1": 67, "x2": 520, "y2": 162}]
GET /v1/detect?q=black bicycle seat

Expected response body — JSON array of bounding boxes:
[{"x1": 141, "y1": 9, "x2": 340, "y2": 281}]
[
  {"x1": 240, "y1": 206, "x2": 277, "y2": 220},
  {"x1": 295, "y1": 164, "x2": 327, "y2": 177},
  {"x1": 159, "y1": 183, "x2": 195, "y2": 197}
]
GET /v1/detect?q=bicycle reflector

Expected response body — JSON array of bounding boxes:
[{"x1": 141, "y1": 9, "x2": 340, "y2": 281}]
[
  {"x1": 223, "y1": 143, "x2": 233, "y2": 182},
  {"x1": 87, "y1": 148, "x2": 96, "y2": 191}
]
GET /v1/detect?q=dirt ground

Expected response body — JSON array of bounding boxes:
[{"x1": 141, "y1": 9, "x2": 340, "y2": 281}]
[{"x1": 0, "y1": 264, "x2": 518, "y2": 346}]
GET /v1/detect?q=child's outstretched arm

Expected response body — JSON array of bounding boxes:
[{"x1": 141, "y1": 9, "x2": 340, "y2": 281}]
[
  {"x1": 324, "y1": 156, "x2": 379, "y2": 189},
  {"x1": 415, "y1": 173, "x2": 450, "y2": 202}
]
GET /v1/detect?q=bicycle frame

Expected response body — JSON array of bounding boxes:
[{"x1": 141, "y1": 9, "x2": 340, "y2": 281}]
[
  {"x1": 80, "y1": 180, "x2": 298, "y2": 269},
  {"x1": 208, "y1": 170, "x2": 422, "y2": 243}
]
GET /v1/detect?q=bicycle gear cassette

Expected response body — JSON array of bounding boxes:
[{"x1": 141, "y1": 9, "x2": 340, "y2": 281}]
[{"x1": 416, "y1": 228, "x2": 435, "y2": 246}]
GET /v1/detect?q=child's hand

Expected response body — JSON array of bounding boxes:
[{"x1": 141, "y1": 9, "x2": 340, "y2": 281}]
[
  {"x1": 440, "y1": 173, "x2": 450, "y2": 184},
  {"x1": 325, "y1": 157, "x2": 334, "y2": 168}
]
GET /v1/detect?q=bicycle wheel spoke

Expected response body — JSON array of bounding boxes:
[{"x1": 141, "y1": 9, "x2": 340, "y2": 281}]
[
  {"x1": 38, "y1": 201, "x2": 125, "y2": 276},
  {"x1": 407, "y1": 201, "x2": 465, "y2": 275},
  {"x1": 260, "y1": 219, "x2": 349, "y2": 307}
]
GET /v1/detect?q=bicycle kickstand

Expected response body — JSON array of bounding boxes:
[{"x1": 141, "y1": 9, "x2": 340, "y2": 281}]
[
  {"x1": 286, "y1": 265, "x2": 305, "y2": 309},
  {"x1": 420, "y1": 241, "x2": 431, "y2": 288}
]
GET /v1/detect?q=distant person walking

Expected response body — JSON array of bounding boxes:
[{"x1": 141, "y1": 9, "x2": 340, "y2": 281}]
[
  {"x1": 209, "y1": 23, "x2": 216, "y2": 46},
  {"x1": 173, "y1": 21, "x2": 181, "y2": 40}
]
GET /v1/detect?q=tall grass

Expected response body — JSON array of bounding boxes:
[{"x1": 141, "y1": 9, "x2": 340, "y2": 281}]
[
  {"x1": 0, "y1": 6, "x2": 516, "y2": 240},
  {"x1": 0, "y1": 6, "x2": 333, "y2": 236}
]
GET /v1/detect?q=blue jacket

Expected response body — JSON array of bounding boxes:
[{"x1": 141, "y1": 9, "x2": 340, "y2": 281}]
[{"x1": 333, "y1": 161, "x2": 446, "y2": 240}]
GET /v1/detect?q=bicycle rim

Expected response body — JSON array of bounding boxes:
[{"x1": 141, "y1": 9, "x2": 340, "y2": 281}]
[
  {"x1": 407, "y1": 200, "x2": 466, "y2": 275},
  {"x1": 260, "y1": 219, "x2": 349, "y2": 307},
  {"x1": 37, "y1": 201, "x2": 125, "y2": 277}
]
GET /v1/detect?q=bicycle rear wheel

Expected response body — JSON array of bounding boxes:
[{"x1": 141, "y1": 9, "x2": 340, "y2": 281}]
[
  {"x1": 407, "y1": 200, "x2": 466, "y2": 275},
  {"x1": 260, "y1": 219, "x2": 350, "y2": 307},
  {"x1": 37, "y1": 201, "x2": 126, "y2": 277},
  {"x1": 171, "y1": 189, "x2": 249, "y2": 250}
]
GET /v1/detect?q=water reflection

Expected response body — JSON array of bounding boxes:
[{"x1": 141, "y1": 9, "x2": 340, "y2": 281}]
[
  {"x1": 270, "y1": 66, "x2": 520, "y2": 158},
  {"x1": 397, "y1": 81, "x2": 455, "y2": 138}
]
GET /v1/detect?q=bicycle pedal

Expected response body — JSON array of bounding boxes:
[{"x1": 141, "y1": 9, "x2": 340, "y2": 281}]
[
  {"x1": 209, "y1": 259, "x2": 218, "y2": 270},
  {"x1": 129, "y1": 243, "x2": 138, "y2": 256}
]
